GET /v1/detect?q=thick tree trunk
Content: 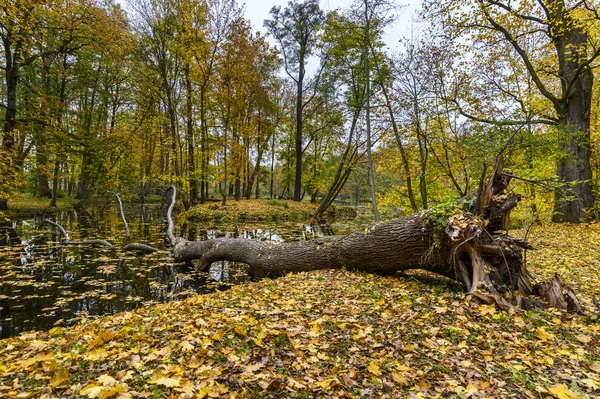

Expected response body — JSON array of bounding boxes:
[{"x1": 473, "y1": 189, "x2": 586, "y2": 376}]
[
  {"x1": 552, "y1": 67, "x2": 594, "y2": 222},
  {"x1": 550, "y1": 7, "x2": 595, "y2": 222},
  {"x1": 175, "y1": 215, "x2": 451, "y2": 278},
  {"x1": 170, "y1": 160, "x2": 583, "y2": 313}
]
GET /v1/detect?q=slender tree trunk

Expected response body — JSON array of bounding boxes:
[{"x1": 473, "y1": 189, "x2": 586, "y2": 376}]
[
  {"x1": 246, "y1": 136, "x2": 265, "y2": 199},
  {"x1": 200, "y1": 94, "x2": 207, "y2": 204},
  {"x1": 379, "y1": 80, "x2": 419, "y2": 212},
  {"x1": 364, "y1": 0, "x2": 380, "y2": 222},
  {"x1": 315, "y1": 108, "x2": 361, "y2": 216},
  {"x1": 185, "y1": 65, "x2": 197, "y2": 207},
  {"x1": 1, "y1": 58, "x2": 19, "y2": 210},
  {"x1": 223, "y1": 128, "x2": 228, "y2": 206},
  {"x1": 270, "y1": 133, "x2": 275, "y2": 199},
  {"x1": 294, "y1": 63, "x2": 305, "y2": 202}
]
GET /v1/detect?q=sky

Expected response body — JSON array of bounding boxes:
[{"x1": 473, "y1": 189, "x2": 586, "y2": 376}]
[
  {"x1": 243, "y1": 0, "x2": 423, "y2": 54},
  {"x1": 241, "y1": 0, "x2": 424, "y2": 76}
]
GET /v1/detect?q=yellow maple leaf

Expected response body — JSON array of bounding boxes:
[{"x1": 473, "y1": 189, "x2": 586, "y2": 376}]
[
  {"x1": 80, "y1": 384, "x2": 103, "y2": 398},
  {"x1": 235, "y1": 325, "x2": 247, "y2": 337},
  {"x1": 98, "y1": 374, "x2": 117, "y2": 386},
  {"x1": 314, "y1": 378, "x2": 334, "y2": 389},
  {"x1": 536, "y1": 327, "x2": 554, "y2": 341},
  {"x1": 368, "y1": 361, "x2": 382, "y2": 376},
  {"x1": 49, "y1": 368, "x2": 69, "y2": 388},
  {"x1": 211, "y1": 329, "x2": 224, "y2": 341},
  {"x1": 391, "y1": 372, "x2": 407, "y2": 387},
  {"x1": 548, "y1": 384, "x2": 579, "y2": 399},
  {"x1": 154, "y1": 377, "x2": 180, "y2": 387}
]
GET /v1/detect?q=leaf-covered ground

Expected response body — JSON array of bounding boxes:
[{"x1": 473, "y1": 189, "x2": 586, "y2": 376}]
[
  {"x1": 519, "y1": 222, "x2": 600, "y2": 309},
  {"x1": 3, "y1": 194, "x2": 75, "y2": 217},
  {"x1": 1, "y1": 223, "x2": 599, "y2": 398},
  {"x1": 186, "y1": 199, "x2": 317, "y2": 223}
]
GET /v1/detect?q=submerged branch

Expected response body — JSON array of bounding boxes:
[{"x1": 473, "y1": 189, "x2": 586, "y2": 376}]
[
  {"x1": 115, "y1": 193, "x2": 158, "y2": 253},
  {"x1": 116, "y1": 193, "x2": 130, "y2": 244},
  {"x1": 41, "y1": 219, "x2": 113, "y2": 248}
]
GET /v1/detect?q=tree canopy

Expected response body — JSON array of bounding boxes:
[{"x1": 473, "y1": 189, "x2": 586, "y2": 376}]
[{"x1": 0, "y1": 0, "x2": 598, "y2": 223}]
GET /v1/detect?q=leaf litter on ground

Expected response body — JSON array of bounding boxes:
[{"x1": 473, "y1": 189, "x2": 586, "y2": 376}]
[{"x1": 0, "y1": 222, "x2": 599, "y2": 398}]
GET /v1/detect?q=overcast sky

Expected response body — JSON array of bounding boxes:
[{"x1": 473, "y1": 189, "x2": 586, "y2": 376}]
[
  {"x1": 244, "y1": 0, "x2": 423, "y2": 54},
  {"x1": 241, "y1": 0, "x2": 423, "y2": 76}
]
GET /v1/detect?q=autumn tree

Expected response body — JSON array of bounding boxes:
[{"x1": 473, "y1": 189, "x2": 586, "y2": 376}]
[
  {"x1": 215, "y1": 18, "x2": 280, "y2": 203},
  {"x1": 424, "y1": 0, "x2": 600, "y2": 222},
  {"x1": 0, "y1": 0, "x2": 99, "y2": 209},
  {"x1": 265, "y1": 0, "x2": 326, "y2": 202}
]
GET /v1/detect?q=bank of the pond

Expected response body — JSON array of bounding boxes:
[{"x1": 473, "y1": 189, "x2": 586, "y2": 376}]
[
  {"x1": 1, "y1": 195, "x2": 76, "y2": 220},
  {"x1": 1, "y1": 267, "x2": 599, "y2": 398},
  {"x1": 187, "y1": 199, "x2": 318, "y2": 223}
]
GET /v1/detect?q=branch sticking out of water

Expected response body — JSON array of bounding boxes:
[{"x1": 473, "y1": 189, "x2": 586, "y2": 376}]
[
  {"x1": 115, "y1": 193, "x2": 158, "y2": 254},
  {"x1": 41, "y1": 219, "x2": 113, "y2": 248},
  {"x1": 167, "y1": 185, "x2": 179, "y2": 246},
  {"x1": 116, "y1": 193, "x2": 130, "y2": 244}
]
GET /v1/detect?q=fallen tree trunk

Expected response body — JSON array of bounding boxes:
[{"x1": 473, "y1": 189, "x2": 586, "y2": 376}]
[{"x1": 171, "y1": 159, "x2": 582, "y2": 313}]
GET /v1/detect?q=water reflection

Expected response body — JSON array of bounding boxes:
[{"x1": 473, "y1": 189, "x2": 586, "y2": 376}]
[{"x1": 0, "y1": 204, "x2": 355, "y2": 338}]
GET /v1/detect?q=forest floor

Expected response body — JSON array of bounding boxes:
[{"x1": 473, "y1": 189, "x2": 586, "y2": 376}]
[
  {"x1": 187, "y1": 199, "x2": 318, "y2": 223},
  {"x1": 0, "y1": 223, "x2": 599, "y2": 398}
]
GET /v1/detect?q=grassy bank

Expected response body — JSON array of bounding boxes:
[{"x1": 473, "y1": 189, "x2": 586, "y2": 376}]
[
  {"x1": 0, "y1": 194, "x2": 76, "y2": 221},
  {"x1": 0, "y1": 223, "x2": 599, "y2": 398},
  {"x1": 5, "y1": 194, "x2": 76, "y2": 213},
  {"x1": 187, "y1": 199, "x2": 318, "y2": 223}
]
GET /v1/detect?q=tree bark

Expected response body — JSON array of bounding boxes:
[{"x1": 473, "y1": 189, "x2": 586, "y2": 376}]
[
  {"x1": 294, "y1": 63, "x2": 304, "y2": 202},
  {"x1": 169, "y1": 160, "x2": 583, "y2": 313},
  {"x1": 552, "y1": 26, "x2": 594, "y2": 222},
  {"x1": 185, "y1": 64, "x2": 198, "y2": 208}
]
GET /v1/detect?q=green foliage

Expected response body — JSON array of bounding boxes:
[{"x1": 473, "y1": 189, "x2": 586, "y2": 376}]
[{"x1": 421, "y1": 200, "x2": 466, "y2": 247}]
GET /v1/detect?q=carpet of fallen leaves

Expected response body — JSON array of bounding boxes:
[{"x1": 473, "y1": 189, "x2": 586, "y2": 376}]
[
  {"x1": 186, "y1": 199, "x2": 317, "y2": 223},
  {"x1": 1, "y1": 224, "x2": 600, "y2": 399},
  {"x1": 518, "y1": 222, "x2": 600, "y2": 310}
]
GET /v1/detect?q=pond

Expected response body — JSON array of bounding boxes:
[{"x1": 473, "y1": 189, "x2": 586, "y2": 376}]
[{"x1": 0, "y1": 203, "x2": 364, "y2": 338}]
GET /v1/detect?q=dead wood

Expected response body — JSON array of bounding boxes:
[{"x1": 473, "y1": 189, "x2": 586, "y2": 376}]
[
  {"x1": 167, "y1": 158, "x2": 584, "y2": 313},
  {"x1": 116, "y1": 193, "x2": 158, "y2": 253},
  {"x1": 41, "y1": 219, "x2": 113, "y2": 248}
]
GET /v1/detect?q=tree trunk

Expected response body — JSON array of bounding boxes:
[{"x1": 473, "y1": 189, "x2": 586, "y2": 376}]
[
  {"x1": 379, "y1": 79, "x2": 418, "y2": 213},
  {"x1": 548, "y1": 2, "x2": 594, "y2": 222},
  {"x1": 170, "y1": 159, "x2": 583, "y2": 313},
  {"x1": 552, "y1": 26, "x2": 594, "y2": 222},
  {"x1": 294, "y1": 63, "x2": 304, "y2": 202},
  {"x1": 185, "y1": 65, "x2": 198, "y2": 208}
]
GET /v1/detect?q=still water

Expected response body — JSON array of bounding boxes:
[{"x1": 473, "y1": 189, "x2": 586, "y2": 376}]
[{"x1": 0, "y1": 204, "x2": 359, "y2": 338}]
